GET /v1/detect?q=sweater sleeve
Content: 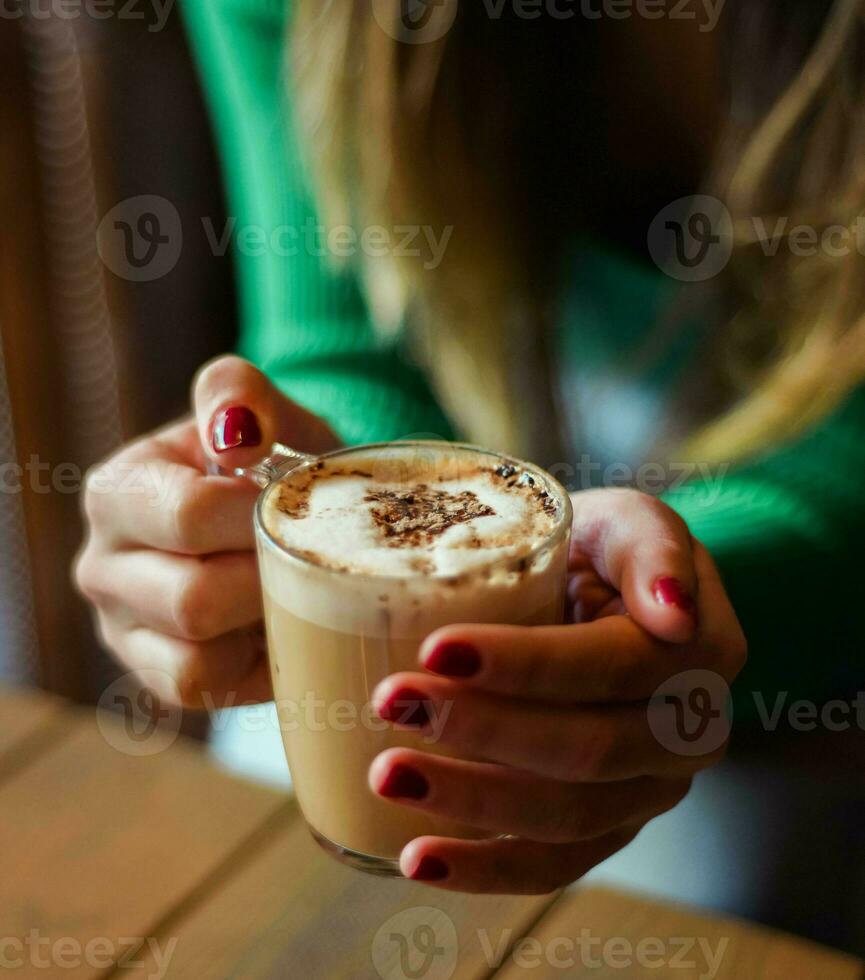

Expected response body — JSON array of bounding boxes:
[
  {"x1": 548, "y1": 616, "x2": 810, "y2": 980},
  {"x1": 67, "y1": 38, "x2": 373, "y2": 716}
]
[
  {"x1": 662, "y1": 387, "x2": 865, "y2": 719},
  {"x1": 179, "y1": 0, "x2": 455, "y2": 446}
]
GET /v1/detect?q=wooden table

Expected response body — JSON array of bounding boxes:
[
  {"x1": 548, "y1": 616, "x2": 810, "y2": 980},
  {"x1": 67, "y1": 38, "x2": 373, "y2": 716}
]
[{"x1": 1, "y1": 686, "x2": 862, "y2": 980}]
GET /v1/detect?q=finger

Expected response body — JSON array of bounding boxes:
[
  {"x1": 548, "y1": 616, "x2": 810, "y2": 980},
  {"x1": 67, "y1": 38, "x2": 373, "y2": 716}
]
[
  {"x1": 420, "y1": 617, "x2": 685, "y2": 703},
  {"x1": 78, "y1": 548, "x2": 262, "y2": 641},
  {"x1": 690, "y1": 540, "x2": 748, "y2": 680},
  {"x1": 399, "y1": 828, "x2": 638, "y2": 894},
  {"x1": 571, "y1": 489, "x2": 698, "y2": 644},
  {"x1": 99, "y1": 620, "x2": 272, "y2": 708},
  {"x1": 84, "y1": 457, "x2": 260, "y2": 553},
  {"x1": 370, "y1": 747, "x2": 690, "y2": 843},
  {"x1": 193, "y1": 355, "x2": 339, "y2": 471},
  {"x1": 124, "y1": 416, "x2": 206, "y2": 470},
  {"x1": 567, "y1": 568, "x2": 620, "y2": 623},
  {"x1": 373, "y1": 674, "x2": 722, "y2": 781}
]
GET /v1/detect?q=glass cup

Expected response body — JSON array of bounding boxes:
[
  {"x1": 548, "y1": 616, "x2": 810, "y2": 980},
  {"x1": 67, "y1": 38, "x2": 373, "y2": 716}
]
[{"x1": 249, "y1": 441, "x2": 572, "y2": 876}]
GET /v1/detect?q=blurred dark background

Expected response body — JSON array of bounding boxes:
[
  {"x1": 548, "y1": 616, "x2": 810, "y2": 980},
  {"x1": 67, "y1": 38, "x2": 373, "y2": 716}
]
[{"x1": 0, "y1": 5, "x2": 235, "y2": 706}]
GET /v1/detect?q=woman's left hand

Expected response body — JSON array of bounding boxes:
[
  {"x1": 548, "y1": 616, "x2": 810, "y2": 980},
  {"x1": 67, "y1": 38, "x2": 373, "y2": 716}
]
[{"x1": 370, "y1": 489, "x2": 747, "y2": 894}]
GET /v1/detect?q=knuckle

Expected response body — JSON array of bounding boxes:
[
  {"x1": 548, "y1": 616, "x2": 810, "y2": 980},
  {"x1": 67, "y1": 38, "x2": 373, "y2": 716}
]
[
  {"x1": 74, "y1": 546, "x2": 103, "y2": 604},
  {"x1": 647, "y1": 495, "x2": 689, "y2": 533},
  {"x1": 613, "y1": 487, "x2": 644, "y2": 506},
  {"x1": 639, "y1": 502, "x2": 693, "y2": 556},
  {"x1": 96, "y1": 613, "x2": 126, "y2": 659},
  {"x1": 92, "y1": 610, "x2": 126, "y2": 664},
  {"x1": 171, "y1": 478, "x2": 210, "y2": 553},
  {"x1": 82, "y1": 464, "x2": 111, "y2": 525},
  {"x1": 174, "y1": 656, "x2": 207, "y2": 708},
  {"x1": 91, "y1": 610, "x2": 112, "y2": 650},
  {"x1": 133, "y1": 656, "x2": 198, "y2": 710},
  {"x1": 83, "y1": 448, "x2": 140, "y2": 527},
  {"x1": 172, "y1": 565, "x2": 217, "y2": 641},
  {"x1": 652, "y1": 536, "x2": 691, "y2": 566}
]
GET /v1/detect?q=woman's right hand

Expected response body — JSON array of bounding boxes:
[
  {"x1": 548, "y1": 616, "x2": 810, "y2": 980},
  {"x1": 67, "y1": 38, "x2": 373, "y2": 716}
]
[{"x1": 74, "y1": 355, "x2": 339, "y2": 708}]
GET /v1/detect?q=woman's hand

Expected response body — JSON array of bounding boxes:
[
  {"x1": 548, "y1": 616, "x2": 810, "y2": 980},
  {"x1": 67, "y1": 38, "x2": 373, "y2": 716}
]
[
  {"x1": 74, "y1": 355, "x2": 338, "y2": 708},
  {"x1": 370, "y1": 489, "x2": 747, "y2": 894}
]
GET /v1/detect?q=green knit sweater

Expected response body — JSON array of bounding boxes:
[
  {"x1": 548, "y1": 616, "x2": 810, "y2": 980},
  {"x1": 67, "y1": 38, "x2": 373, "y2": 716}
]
[{"x1": 181, "y1": 0, "x2": 864, "y2": 718}]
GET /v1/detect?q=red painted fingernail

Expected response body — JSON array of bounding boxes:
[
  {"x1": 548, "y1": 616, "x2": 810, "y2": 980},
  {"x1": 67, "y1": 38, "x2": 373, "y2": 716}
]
[
  {"x1": 424, "y1": 641, "x2": 481, "y2": 678},
  {"x1": 653, "y1": 577, "x2": 697, "y2": 619},
  {"x1": 378, "y1": 764, "x2": 429, "y2": 800},
  {"x1": 376, "y1": 688, "x2": 431, "y2": 728},
  {"x1": 411, "y1": 856, "x2": 449, "y2": 882},
  {"x1": 212, "y1": 407, "x2": 262, "y2": 453}
]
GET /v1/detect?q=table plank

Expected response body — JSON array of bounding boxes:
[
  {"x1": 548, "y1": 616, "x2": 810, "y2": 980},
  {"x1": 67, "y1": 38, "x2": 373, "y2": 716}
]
[
  {"x1": 4, "y1": 688, "x2": 861, "y2": 980},
  {"x1": 0, "y1": 683, "x2": 66, "y2": 768},
  {"x1": 130, "y1": 812, "x2": 557, "y2": 980},
  {"x1": 0, "y1": 701, "x2": 291, "y2": 980},
  {"x1": 491, "y1": 886, "x2": 864, "y2": 980}
]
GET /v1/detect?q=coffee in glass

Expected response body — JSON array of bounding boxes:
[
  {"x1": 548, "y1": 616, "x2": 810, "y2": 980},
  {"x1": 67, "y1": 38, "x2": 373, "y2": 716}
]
[{"x1": 254, "y1": 441, "x2": 572, "y2": 876}]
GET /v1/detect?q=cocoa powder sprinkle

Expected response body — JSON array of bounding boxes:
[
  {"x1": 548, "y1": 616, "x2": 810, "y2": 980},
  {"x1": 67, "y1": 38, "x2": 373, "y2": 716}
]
[{"x1": 363, "y1": 486, "x2": 496, "y2": 547}]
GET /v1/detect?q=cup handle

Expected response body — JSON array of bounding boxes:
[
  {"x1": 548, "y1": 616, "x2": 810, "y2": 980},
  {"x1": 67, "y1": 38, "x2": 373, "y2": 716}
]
[{"x1": 207, "y1": 442, "x2": 316, "y2": 487}]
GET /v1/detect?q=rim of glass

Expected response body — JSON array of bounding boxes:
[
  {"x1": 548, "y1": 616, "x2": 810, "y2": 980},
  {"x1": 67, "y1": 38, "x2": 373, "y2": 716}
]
[{"x1": 253, "y1": 441, "x2": 573, "y2": 582}]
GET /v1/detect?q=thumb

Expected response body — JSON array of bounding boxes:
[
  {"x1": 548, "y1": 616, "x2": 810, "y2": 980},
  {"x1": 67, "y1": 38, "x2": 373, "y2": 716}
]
[
  {"x1": 193, "y1": 355, "x2": 339, "y2": 471},
  {"x1": 571, "y1": 490, "x2": 699, "y2": 645}
]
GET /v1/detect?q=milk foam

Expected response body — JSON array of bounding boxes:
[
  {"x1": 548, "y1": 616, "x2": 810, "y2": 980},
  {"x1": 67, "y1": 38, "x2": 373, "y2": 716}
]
[
  {"x1": 256, "y1": 444, "x2": 571, "y2": 636},
  {"x1": 260, "y1": 447, "x2": 560, "y2": 578}
]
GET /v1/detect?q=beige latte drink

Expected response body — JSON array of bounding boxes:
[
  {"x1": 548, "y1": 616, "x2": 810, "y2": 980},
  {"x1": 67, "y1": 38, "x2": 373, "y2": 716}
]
[{"x1": 255, "y1": 441, "x2": 572, "y2": 875}]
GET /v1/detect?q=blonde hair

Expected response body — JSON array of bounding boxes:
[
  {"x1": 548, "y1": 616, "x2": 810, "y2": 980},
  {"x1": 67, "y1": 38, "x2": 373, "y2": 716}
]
[{"x1": 293, "y1": 0, "x2": 865, "y2": 465}]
